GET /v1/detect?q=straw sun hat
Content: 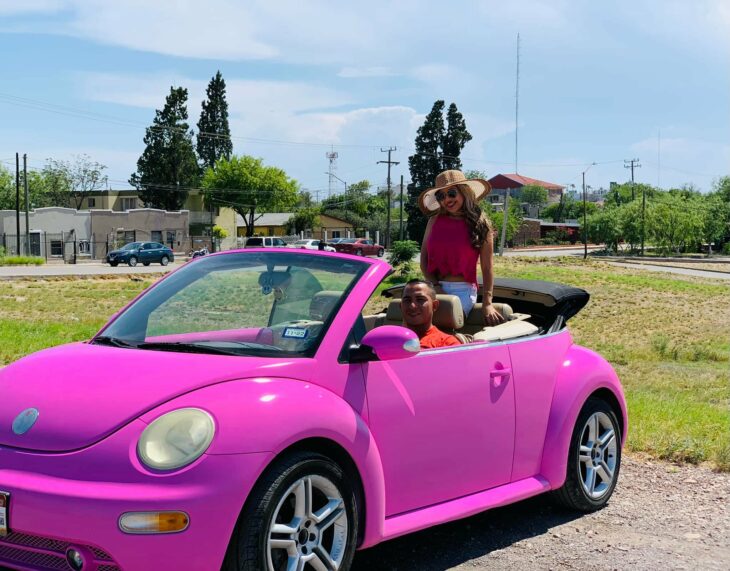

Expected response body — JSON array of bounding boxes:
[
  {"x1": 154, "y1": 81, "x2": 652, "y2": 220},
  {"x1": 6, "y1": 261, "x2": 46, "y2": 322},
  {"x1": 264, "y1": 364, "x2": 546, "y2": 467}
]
[{"x1": 418, "y1": 170, "x2": 492, "y2": 215}]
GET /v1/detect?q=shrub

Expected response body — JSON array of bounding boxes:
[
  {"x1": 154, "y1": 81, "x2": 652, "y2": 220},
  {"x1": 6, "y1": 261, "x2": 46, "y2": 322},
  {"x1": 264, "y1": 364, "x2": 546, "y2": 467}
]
[
  {"x1": 389, "y1": 240, "x2": 420, "y2": 266},
  {"x1": 0, "y1": 256, "x2": 45, "y2": 266}
]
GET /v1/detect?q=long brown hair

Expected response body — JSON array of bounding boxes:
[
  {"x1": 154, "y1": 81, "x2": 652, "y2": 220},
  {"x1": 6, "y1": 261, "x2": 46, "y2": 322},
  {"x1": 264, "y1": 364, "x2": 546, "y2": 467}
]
[{"x1": 441, "y1": 184, "x2": 493, "y2": 249}]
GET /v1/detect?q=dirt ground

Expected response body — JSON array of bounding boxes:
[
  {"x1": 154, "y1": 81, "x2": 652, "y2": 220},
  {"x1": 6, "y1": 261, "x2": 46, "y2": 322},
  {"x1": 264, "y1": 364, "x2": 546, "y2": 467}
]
[{"x1": 352, "y1": 454, "x2": 730, "y2": 570}]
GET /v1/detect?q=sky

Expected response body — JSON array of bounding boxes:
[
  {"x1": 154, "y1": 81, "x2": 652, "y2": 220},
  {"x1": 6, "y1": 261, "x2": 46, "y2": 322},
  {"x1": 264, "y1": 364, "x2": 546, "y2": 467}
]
[{"x1": 0, "y1": 0, "x2": 728, "y2": 198}]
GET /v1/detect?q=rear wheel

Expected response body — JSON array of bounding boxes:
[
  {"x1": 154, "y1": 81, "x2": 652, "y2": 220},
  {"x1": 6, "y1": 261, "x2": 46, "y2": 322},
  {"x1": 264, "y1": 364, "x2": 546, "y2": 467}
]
[
  {"x1": 377, "y1": 248, "x2": 385, "y2": 257},
  {"x1": 128, "y1": 256, "x2": 138, "y2": 267},
  {"x1": 223, "y1": 452, "x2": 358, "y2": 571},
  {"x1": 552, "y1": 397, "x2": 621, "y2": 512}
]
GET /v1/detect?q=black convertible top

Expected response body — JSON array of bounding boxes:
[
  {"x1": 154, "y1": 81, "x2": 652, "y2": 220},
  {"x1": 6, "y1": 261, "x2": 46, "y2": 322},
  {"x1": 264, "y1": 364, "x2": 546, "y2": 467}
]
[{"x1": 383, "y1": 277, "x2": 590, "y2": 326}]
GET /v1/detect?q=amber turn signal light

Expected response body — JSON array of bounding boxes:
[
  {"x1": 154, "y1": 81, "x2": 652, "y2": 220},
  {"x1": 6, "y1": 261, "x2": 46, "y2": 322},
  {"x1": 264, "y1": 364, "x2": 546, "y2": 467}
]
[{"x1": 119, "y1": 511, "x2": 189, "y2": 534}]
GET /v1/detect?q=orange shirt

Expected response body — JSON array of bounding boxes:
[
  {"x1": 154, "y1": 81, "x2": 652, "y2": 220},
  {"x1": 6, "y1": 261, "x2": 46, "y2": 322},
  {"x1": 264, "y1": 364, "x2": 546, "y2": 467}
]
[{"x1": 419, "y1": 325, "x2": 461, "y2": 349}]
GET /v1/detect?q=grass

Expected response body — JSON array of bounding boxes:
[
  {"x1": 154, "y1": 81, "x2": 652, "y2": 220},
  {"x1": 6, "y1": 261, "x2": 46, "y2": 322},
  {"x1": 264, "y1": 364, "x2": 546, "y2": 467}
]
[
  {"x1": 1, "y1": 259, "x2": 728, "y2": 470},
  {"x1": 0, "y1": 256, "x2": 45, "y2": 266},
  {"x1": 494, "y1": 257, "x2": 730, "y2": 470}
]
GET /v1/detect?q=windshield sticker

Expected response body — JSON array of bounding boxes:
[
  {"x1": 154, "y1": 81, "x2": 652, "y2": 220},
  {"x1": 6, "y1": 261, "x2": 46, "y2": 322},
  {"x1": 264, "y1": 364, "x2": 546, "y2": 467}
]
[{"x1": 282, "y1": 327, "x2": 308, "y2": 339}]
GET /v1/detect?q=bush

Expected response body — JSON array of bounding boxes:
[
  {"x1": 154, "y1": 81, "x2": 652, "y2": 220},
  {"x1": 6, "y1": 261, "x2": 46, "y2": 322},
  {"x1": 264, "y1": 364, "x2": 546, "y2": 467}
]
[
  {"x1": 723, "y1": 242, "x2": 730, "y2": 255},
  {"x1": 0, "y1": 256, "x2": 45, "y2": 266},
  {"x1": 389, "y1": 240, "x2": 420, "y2": 266}
]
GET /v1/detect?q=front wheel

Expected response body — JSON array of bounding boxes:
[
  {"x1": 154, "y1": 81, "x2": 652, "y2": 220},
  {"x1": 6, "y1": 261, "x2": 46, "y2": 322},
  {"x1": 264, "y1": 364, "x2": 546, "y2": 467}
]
[
  {"x1": 223, "y1": 452, "x2": 358, "y2": 571},
  {"x1": 128, "y1": 256, "x2": 138, "y2": 267},
  {"x1": 552, "y1": 397, "x2": 621, "y2": 512},
  {"x1": 377, "y1": 248, "x2": 385, "y2": 257},
  {"x1": 355, "y1": 249, "x2": 363, "y2": 256}
]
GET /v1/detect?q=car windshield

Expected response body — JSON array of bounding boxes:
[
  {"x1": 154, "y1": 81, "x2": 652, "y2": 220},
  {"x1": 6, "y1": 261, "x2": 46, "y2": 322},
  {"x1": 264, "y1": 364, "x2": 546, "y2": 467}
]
[
  {"x1": 293, "y1": 240, "x2": 309, "y2": 245},
  {"x1": 95, "y1": 252, "x2": 368, "y2": 358},
  {"x1": 121, "y1": 242, "x2": 141, "y2": 250}
]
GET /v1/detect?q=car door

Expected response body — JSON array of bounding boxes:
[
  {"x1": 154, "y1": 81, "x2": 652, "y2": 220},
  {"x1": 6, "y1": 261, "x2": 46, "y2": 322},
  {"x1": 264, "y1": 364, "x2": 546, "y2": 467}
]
[
  {"x1": 364, "y1": 342, "x2": 515, "y2": 516},
  {"x1": 139, "y1": 243, "x2": 153, "y2": 262}
]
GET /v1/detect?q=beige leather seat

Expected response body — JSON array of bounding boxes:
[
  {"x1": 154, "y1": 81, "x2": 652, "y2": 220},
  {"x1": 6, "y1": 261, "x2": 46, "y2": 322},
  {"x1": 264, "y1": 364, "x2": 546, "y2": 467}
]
[
  {"x1": 472, "y1": 320, "x2": 539, "y2": 342},
  {"x1": 384, "y1": 294, "x2": 464, "y2": 335},
  {"x1": 309, "y1": 291, "x2": 341, "y2": 321}
]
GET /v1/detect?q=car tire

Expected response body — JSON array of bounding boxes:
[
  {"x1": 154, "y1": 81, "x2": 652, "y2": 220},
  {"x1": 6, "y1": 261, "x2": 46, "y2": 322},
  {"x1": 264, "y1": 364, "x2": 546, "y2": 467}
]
[
  {"x1": 161, "y1": 256, "x2": 169, "y2": 266},
  {"x1": 128, "y1": 256, "x2": 138, "y2": 267},
  {"x1": 109, "y1": 262, "x2": 118, "y2": 267},
  {"x1": 222, "y1": 451, "x2": 358, "y2": 571},
  {"x1": 552, "y1": 396, "x2": 622, "y2": 512},
  {"x1": 377, "y1": 248, "x2": 385, "y2": 257},
  {"x1": 355, "y1": 249, "x2": 363, "y2": 256},
  {"x1": 143, "y1": 262, "x2": 150, "y2": 266}
]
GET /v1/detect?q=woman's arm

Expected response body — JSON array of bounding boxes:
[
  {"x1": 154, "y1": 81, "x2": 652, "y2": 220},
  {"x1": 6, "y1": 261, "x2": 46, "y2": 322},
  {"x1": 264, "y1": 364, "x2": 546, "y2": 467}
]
[
  {"x1": 420, "y1": 215, "x2": 440, "y2": 286},
  {"x1": 480, "y1": 231, "x2": 505, "y2": 325}
]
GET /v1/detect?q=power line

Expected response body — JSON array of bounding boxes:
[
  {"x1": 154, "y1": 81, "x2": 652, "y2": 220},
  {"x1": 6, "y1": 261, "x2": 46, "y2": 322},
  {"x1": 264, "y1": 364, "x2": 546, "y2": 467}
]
[{"x1": 377, "y1": 147, "x2": 399, "y2": 248}]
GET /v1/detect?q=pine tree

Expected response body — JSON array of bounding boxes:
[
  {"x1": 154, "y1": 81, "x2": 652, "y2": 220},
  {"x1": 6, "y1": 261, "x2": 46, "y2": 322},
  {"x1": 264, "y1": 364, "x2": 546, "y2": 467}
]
[
  {"x1": 197, "y1": 71, "x2": 233, "y2": 170},
  {"x1": 129, "y1": 86, "x2": 199, "y2": 210},
  {"x1": 442, "y1": 103, "x2": 472, "y2": 171},
  {"x1": 406, "y1": 100, "x2": 472, "y2": 243}
]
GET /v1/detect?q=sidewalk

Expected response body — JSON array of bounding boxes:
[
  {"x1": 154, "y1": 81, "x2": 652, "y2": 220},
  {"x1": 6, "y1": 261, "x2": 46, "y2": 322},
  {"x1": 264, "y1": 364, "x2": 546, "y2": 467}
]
[{"x1": 0, "y1": 261, "x2": 184, "y2": 280}]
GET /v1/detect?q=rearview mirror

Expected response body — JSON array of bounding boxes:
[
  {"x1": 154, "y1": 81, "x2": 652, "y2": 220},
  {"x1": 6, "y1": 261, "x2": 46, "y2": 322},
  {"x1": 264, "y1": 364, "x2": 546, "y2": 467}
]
[{"x1": 359, "y1": 326, "x2": 420, "y2": 361}]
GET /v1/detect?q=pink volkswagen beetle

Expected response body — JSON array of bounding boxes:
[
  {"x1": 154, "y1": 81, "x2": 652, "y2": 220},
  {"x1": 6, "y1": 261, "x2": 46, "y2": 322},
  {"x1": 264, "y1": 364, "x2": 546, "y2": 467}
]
[{"x1": 0, "y1": 249, "x2": 626, "y2": 571}]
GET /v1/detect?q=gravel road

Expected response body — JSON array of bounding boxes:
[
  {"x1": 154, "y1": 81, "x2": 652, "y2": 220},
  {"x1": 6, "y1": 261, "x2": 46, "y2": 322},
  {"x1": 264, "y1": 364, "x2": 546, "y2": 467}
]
[{"x1": 352, "y1": 455, "x2": 730, "y2": 570}]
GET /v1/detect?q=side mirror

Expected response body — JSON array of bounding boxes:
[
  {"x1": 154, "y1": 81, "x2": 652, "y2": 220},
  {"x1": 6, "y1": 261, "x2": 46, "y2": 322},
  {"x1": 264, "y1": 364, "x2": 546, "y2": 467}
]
[{"x1": 359, "y1": 326, "x2": 420, "y2": 361}]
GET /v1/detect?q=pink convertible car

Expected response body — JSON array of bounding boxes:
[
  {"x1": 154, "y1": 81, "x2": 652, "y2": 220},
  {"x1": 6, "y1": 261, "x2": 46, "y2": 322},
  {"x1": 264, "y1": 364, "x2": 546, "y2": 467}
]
[{"x1": 0, "y1": 250, "x2": 626, "y2": 571}]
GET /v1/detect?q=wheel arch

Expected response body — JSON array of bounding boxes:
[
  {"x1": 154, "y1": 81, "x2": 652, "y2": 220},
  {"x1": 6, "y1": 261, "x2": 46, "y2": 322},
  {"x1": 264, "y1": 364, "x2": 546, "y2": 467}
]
[{"x1": 539, "y1": 345, "x2": 628, "y2": 489}]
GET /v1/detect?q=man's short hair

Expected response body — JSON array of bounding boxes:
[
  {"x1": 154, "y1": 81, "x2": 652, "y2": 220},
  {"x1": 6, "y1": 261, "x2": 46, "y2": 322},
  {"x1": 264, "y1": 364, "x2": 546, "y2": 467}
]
[{"x1": 403, "y1": 279, "x2": 436, "y2": 300}]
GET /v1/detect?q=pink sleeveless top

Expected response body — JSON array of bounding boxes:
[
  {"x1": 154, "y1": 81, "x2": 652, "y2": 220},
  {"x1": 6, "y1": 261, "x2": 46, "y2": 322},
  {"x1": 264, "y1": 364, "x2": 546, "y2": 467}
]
[{"x1": 426, "y1": 215, "x2": 479, "y2": 284}]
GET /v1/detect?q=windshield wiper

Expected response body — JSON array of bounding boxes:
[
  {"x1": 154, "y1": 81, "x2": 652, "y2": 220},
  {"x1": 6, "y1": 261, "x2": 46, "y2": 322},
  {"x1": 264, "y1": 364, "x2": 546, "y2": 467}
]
[
  {"x1": 92, "y1": 335, "x2": 139, "y2": 349},
  {"x1": 135, "y1": 341, "x2": 280, "y2": 356}
]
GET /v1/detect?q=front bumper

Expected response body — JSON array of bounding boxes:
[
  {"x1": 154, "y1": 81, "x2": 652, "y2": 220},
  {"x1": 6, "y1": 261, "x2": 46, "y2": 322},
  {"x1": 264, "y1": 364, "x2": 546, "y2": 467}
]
[{"x1": 0, "y1": 420, "x2": 272, "y2": 571}]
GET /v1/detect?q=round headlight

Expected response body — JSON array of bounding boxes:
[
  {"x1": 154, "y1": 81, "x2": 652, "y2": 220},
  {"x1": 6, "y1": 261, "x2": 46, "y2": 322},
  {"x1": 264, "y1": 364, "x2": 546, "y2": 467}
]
[{"x1": 138, "y1": 408, "x2": 215, "y2": 471}]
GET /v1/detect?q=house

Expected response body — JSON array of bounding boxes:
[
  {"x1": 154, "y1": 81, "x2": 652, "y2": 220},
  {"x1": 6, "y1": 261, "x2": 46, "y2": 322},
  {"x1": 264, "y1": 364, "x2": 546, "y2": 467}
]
[
  {"x1": 236, "y1": 212, "x2": 355, "y2": 241},
  {"x1": 487, "y1": 174, "x2": 565, "y2": 216},
  {"x1": 79, "y1": 188, "x2": 237, "y2": 250}
]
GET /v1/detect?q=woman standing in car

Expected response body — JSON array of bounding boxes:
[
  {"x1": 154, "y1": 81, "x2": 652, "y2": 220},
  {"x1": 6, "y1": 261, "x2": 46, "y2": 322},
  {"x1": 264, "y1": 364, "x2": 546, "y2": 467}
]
[{"x1": 419, "y1": 170, "x2": 504, "y2": 325}]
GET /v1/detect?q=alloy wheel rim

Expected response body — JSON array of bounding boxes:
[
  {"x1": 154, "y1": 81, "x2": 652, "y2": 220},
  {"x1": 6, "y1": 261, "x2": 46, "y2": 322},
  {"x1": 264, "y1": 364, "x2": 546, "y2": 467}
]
[
  {"x1": 578, "y1": 411, "x2": 618, "y2": 499},
  {"x1": 267, "y1": 474, "x2": 348, "y2": 571}
]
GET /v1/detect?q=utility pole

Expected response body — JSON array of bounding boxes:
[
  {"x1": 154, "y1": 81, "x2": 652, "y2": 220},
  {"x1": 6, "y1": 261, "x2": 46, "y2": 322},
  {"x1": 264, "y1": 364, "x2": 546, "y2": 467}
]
[
  {"x1": 15, "y1": 153, "x2": 20, "y2": 255},
  {"x1": 624, "y1": 158, "x2": 641, "y2": 200},
  {"x1": 399, "y1": 175, "x2": 404, "y2": 241},
  {"x1": 377, "y1": 147, "x2": 399, "y2": 249},
  {"x1": 23, "y1": 154, "x2": 30, "y2": 255}
]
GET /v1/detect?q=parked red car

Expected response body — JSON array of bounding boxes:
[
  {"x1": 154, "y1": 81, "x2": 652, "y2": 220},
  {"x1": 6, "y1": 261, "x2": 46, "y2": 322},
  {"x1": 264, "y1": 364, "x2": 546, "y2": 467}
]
[{"x1": 331, "y1": 237, "x2": 385, "y2": 257}]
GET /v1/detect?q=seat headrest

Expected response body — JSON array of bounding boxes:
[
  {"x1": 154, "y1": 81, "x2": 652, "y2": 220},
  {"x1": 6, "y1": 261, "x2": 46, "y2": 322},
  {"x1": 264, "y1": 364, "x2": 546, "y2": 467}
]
[
  {"x1": 309, "y1": 290, "x2": 341, "y2": 321},
  {"x1": 386, "y1": 294, "x2": 464, "y2": 331}
]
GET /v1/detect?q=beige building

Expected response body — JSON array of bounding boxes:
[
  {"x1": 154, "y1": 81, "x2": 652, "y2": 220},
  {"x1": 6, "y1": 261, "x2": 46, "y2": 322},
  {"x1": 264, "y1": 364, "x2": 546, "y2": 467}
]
[{"x1": 90, "y1": 209, "x2": 189, "y2": 257}]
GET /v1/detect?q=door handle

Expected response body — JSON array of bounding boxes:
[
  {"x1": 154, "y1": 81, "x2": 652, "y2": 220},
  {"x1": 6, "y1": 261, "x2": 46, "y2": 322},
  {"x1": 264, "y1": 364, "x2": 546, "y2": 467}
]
[{"x1": 490, "y1": 367, "x2": 512, "y2": 387}]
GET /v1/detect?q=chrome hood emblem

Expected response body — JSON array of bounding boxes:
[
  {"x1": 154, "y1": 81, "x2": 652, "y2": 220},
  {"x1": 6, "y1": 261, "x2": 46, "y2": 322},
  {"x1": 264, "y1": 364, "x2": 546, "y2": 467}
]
[{"x1": 12, "y1": 408, "x2": 39, "y2": 435}]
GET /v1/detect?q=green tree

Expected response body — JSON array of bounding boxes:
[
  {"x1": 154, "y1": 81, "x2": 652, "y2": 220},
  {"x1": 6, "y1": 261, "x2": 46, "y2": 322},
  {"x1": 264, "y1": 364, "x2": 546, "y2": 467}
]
[
  {"x1": 285, "y1": 208, "x2": 321, "y2": 235},
  {"x1": 520, "y1": 184, "x2": 548, "y2": 214},
  {"x1": 713, "y1": 175, "x2": 730, "y2": 202},
  {"x1": 606, "y1": 182, "x2": 657, "y2": 206},
  {"x1": 406, "y1": 100, "x2": 472, "y2": 243},
  {"x1": 130, "y1": 86, "x2": 199, "y2": 210},
  {"x1": 701, "y1": 194, "x2": 729, "y2": 255},
  {"x1": 588, "y1": 207, "x2": 622, "y2": 253},
  {"x1": 43, "y1": 154, "x2": 107, "y2": 209},
  {"x1": 202, "y1": 155, "x2": 298, "y2": 237},
  {"x1": 196, "y1": 71, "x2": 232, "y2": 170},
  {"x1": 483, "y1": 201, "x2": 523, "y2": 243},
  {"x1": 648, "y1": 194, "x2": 704, "y2": 254},
  {"x1": 442, "y1": 103, "x2": 472, "y2": 171},
  {"x1": 0, "y1": 165, "x2": 15, "y2": 210}
]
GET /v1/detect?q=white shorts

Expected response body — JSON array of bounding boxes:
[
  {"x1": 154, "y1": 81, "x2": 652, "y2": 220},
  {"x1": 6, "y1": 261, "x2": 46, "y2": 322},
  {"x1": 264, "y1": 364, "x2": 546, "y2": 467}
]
[{"x1": 439, "y1": 281, "x2": 477, "y2": 316}]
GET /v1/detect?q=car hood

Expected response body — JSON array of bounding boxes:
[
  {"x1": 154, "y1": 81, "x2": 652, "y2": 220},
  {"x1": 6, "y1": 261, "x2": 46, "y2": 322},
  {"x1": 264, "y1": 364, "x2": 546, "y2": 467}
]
[
  {"x1": 0, "y1": 342, "x2": 313, "y2": 452},
  {"x1": 108, "y1": 249, "x2": 131, "y2": 255}
]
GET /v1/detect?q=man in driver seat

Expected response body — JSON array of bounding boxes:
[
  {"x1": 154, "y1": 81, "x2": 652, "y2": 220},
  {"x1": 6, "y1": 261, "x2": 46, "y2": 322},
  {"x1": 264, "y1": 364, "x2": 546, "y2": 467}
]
[{"x1": 401, "y1": 279, "x2": 461, "y2": 349}]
